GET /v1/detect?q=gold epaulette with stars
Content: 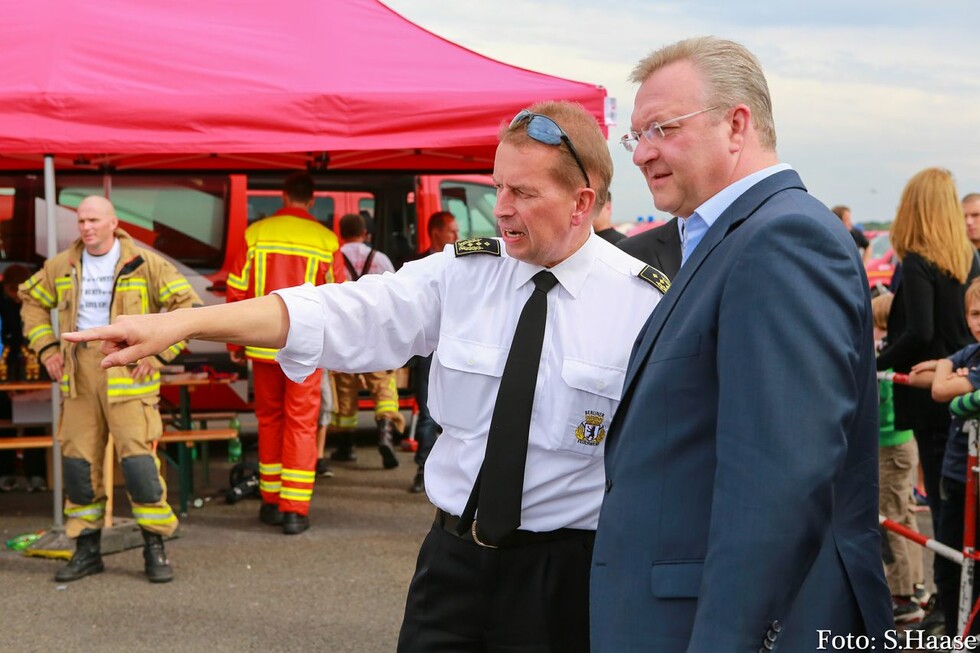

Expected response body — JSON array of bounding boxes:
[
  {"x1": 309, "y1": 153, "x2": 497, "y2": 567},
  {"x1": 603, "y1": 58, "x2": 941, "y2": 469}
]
[
  {"x1": 638, "y1": 265, "x2": 670, "y2": 294},
  {"x1": 454, "y1": 238, "x2": 501, "y2": 257}
]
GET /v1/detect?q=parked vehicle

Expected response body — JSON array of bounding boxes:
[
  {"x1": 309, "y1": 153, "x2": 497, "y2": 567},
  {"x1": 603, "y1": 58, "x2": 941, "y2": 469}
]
[{"x1": 864, "y1": 230, "x2": 897, "y2": 289}]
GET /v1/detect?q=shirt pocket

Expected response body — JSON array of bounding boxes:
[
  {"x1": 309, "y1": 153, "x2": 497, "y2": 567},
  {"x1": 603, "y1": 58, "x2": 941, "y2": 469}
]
[
  {"x1": 553, "y1": 358, "x2": 625, "y2": 457},
  {"x1": 430, "y1": 334, "x2": 506, "y2": 439}
]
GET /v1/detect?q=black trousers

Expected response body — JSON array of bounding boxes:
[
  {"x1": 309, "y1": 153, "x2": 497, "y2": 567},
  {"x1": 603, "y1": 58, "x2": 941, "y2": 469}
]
[{"x1": 397, "y1": 521, "x2": 595, "y2": 653}]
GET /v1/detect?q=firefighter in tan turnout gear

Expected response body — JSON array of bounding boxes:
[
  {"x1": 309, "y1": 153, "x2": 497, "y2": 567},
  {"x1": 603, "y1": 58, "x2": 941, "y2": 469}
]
[{"x1": 20, "y1": 195, "x2": 200, "y2": 583}]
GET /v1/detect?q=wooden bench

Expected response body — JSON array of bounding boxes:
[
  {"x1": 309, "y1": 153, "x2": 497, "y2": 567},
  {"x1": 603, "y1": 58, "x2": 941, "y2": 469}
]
[
  {"x1": 0, "y1": 435, "x2": 55, "y2": 450},
  {"x1": 156, "y1": 428, "x2": 238, "y2": 515},
  {"x1": 163, "y1": 411, "x2": 238, "y2": 429},
  {"x1": 0, "y1": 428, "x2": 238, "y2": 515}
]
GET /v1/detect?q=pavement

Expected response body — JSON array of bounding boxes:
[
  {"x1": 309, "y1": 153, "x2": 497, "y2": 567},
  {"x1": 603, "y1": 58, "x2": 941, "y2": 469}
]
[
  {"x1": 0, "y1": 434, "x2": 945, "y2": 653},
  {"x1": 0, "y1": 438, "x2": 432, "y2": 653}
]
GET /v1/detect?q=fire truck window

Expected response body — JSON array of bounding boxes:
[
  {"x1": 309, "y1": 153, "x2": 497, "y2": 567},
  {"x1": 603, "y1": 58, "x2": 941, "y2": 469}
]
[
  {"x1": 59, "y1": 177, "x2": 227, "y2": 273},
  {"x1": 440, "y1": 182, "x2": 498, "y2": 240}
]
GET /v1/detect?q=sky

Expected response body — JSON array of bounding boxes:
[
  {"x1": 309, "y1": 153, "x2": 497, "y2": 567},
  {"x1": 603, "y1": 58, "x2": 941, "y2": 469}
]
[{"x1": 383, "y1": 0, "x2": 980, "y2": 225}]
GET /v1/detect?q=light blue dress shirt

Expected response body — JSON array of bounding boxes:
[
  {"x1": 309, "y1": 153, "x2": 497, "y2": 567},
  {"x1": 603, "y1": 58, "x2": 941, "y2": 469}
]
[{"x1": 678, "y1": 163, "x2": 792, "y2": 266}]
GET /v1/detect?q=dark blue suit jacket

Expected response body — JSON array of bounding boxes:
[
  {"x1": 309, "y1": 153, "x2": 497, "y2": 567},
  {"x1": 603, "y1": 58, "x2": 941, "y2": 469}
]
[
  {"x1": 618, "y1": 216, "x2": 682, "y2": 281},
  {"x1": 590, "y1": 170, "x2": 893, "y2": 652}
]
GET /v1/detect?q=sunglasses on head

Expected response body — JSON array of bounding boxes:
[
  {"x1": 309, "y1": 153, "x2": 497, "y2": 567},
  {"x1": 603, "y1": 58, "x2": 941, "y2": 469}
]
[{"x1": 509, "y1": 110, "x2": 591, "y2": 189}]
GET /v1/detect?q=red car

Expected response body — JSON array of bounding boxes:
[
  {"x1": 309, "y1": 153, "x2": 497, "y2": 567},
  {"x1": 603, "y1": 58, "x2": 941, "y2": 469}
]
[{"x1": 864, "y1": 230, "x2": 896, "y2": 289}]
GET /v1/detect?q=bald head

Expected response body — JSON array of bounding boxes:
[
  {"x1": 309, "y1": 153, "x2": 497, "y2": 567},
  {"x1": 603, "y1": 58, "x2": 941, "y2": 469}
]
[{"x1": 77, "y1": 195, "x2": 119, "y2": 255}]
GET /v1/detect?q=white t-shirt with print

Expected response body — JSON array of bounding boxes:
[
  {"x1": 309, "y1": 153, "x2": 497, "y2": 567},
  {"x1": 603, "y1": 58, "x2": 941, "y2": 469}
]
[{"x1": 76, "y1": 239, "x2": 121, "y2": 330}]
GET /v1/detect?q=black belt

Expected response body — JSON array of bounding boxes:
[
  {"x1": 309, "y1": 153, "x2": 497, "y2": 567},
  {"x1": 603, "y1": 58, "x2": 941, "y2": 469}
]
[{"x1": 434, "y1": 509, "x2": 593, "y2": 549}]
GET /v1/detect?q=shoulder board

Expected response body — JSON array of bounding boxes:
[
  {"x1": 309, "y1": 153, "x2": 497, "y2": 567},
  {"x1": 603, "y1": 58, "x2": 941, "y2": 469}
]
[
  {"x1": 454, "y1": 238, "x2": 501, "y2": 257},
  {"x1": 638, "y1": 265, "x2": 670, "y2": 294}
]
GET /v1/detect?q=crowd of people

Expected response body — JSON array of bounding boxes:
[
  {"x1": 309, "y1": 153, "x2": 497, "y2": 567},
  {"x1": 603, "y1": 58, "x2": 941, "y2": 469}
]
[
  {"x1": 867, "y1": 171, "x2": 980, "y2": 638},
  {"x1": 7, "y1": 32, "x2": 980, "y2": 651}
]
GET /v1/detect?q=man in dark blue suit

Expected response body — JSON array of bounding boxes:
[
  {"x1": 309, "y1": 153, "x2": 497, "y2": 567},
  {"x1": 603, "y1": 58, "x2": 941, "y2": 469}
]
[{"x1": 590, "y1": 37, "x2": 893, "y2": 651}]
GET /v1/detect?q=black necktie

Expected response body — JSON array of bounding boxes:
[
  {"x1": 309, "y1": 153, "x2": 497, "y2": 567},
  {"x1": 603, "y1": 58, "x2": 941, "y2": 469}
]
[{"x1": 458, "y1": 270, "x2": 559, "y2": 545}]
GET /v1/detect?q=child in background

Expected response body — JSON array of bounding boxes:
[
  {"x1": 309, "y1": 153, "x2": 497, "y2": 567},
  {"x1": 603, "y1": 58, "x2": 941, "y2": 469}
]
[
  {"x1": 873, "y1": 292, "x2": 926, "y2": 623},
  {"x1": 911, "y1": 277, "x2": 980, "y2": 634}
]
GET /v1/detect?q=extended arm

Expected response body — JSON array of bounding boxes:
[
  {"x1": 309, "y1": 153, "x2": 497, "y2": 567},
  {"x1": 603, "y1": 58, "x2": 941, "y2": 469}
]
[
  {"x1": 64, "y1": 294, "x2": 289, "y2": 369},
  {"x1": 907, "y1": 359, "x2": 939, "y2": 388},
  {"x1": 67, "y1": 254, "x2": 447, "y2": 373}
]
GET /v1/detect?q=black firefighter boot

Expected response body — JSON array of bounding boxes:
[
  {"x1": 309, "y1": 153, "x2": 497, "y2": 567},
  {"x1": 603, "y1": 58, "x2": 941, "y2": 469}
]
[
  {"x1": 377, "y1": 418, "x2": 401, "y2": 470},
  {"x1": 54, "y1": 530, "x2": 104, "y2": 582},
  {"x1": 141, "y1": 529, "x2": 174, "y2": 583}
]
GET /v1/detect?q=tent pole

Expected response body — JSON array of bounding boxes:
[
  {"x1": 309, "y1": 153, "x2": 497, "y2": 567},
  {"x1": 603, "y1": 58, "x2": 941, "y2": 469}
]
[{"x1": 43, "y1": 155, "x2": 63, "y2": 528}]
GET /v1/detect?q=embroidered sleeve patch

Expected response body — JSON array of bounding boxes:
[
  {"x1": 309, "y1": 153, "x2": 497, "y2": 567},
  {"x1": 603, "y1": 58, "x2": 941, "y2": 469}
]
[
  {"x1": 454, "y1": 238, "x2": 501, "y2": 257},
  {"x1": 638, "y1": 265, "x2": 670, "y2": 294}
]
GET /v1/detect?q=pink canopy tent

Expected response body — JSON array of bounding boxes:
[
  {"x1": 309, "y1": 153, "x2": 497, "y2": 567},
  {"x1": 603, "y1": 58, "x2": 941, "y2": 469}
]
[
  {"x1": 0, "y1": 0, "x2": 609, "y2": 172},
  {"x1": 0, "y1": 1, "x2": 610, "y2": 525}
]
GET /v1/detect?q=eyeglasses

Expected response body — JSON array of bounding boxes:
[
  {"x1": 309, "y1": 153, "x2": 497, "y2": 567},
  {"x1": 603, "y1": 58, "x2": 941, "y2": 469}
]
[
  {"x1": 619, "y1": 106, "x2": 723, "y2": 152},
  {"x1": 510, "y1": 110, "x2": 591, "y2": 188}
]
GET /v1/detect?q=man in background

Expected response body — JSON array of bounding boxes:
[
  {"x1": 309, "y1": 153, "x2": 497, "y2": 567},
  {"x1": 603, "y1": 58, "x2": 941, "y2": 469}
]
[
  {"x1": 226, "y1": 171, "x2": 344, "y2": 534},
  {"x1": 21, "y1": 196, "x2": 198, "y2": 583},
  {"x1": 408, "y1": 211, "x2": 460, "y2": 493},
  {"x1": 327, "y1": 212, "x2": 405, "y2": 470},
  {"x1": 592, "y1": 191, "x2": 626, "y2": 244},
  {"x1": 425, "y1": 211, "x2": 459, "y2": 256},
  {"x1": 833, "y1": 204, "x2": 871, "y2": 261},
  {"x1": 964, "y1": 193, "x2": 980, "y2": 250},
  {"x1": 617, "y1": 217, "x2": 682, "y2": 281}
]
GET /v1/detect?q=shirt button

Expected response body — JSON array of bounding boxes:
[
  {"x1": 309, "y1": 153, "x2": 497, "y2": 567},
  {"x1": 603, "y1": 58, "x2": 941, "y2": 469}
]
[
  {"x1": 605, "y1": 479, "x2": 612, "y2": 493},
  {"x1": 596, "y1": 380, "x2": 606, "y2": 390},
  {"x1": 466, "y1": 358, "x2": 475, "y2": 366}
]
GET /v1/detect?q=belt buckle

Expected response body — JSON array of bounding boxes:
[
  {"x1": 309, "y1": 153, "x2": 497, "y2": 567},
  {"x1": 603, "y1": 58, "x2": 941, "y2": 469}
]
[{"x1": 470, "y1": 520, "x2": 498, "y2": 548}]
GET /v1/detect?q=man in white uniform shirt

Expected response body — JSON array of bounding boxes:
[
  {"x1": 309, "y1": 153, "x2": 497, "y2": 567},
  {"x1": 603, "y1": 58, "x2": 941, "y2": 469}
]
[{"x1": 66, "y1": 101, "x2": 666, "y2": 651}]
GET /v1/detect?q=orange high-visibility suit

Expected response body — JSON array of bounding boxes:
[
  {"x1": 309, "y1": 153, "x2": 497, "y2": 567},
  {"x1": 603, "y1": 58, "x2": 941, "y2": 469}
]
[{"x1": 226, "y1": 207, "x2": 344, "y2": 515}]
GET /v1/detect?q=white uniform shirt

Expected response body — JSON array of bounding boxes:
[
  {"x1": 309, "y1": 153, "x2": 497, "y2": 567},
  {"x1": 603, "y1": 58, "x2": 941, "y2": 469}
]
[
  {"x1": 76, "y1": 239, "x2": 121, "y2": 330},
  {"x1": 275, "y1": 233, "x2": 662, "y2": 531}
]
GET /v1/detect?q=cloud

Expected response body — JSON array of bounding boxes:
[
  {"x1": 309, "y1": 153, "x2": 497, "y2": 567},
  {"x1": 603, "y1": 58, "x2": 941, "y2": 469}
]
[{"x1": 382, "y1": 0, "x2": 980, "y2": 222}]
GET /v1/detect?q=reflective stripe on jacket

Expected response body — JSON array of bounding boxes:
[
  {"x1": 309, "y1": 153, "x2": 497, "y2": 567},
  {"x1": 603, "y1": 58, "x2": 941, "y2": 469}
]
[{"x1": 226, "y1": 207, "x2": 344, "y2": 362}]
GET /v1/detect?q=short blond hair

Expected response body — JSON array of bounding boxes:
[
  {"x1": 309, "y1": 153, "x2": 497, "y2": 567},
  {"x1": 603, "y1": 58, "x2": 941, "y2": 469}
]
[
  {"x1": 499, "y1": 101, "x2": 613, "y2": 206},
  {"x1": 629, "y1": 36, "x2": 776, "y2": 151},
  {"x1": 870, "y1": 293, "x2": 893, "y2": 331},
  {"x1": 890, "y1": 167, "x2": 974, "y2": 283}
]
